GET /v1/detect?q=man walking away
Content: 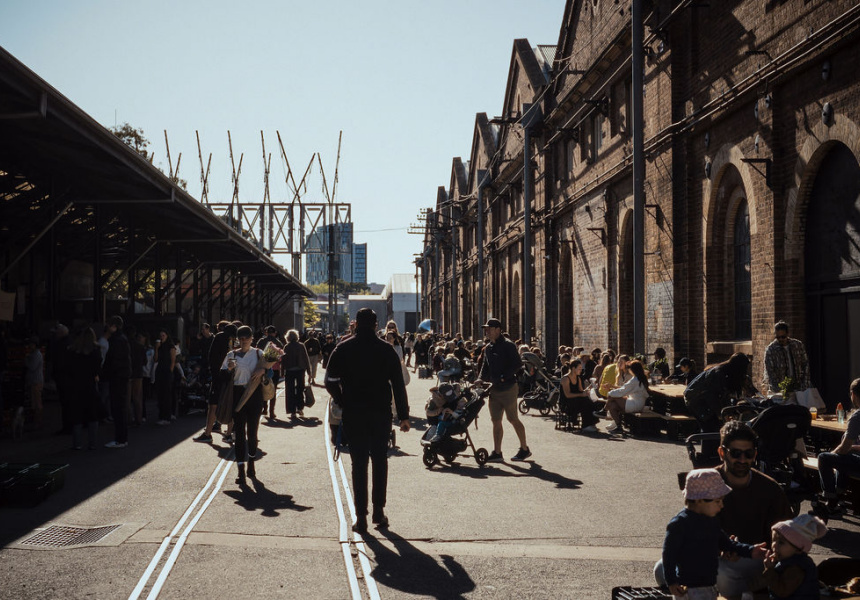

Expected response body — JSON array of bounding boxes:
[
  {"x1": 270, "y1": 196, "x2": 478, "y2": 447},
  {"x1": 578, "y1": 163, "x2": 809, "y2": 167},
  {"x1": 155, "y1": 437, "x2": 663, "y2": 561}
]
[
  {"x1": 325, "y1": 308, "x2": 410, "y2": 533},
  {"x1": 477, "y1": 318, "x2": 530, "y2": 462}
]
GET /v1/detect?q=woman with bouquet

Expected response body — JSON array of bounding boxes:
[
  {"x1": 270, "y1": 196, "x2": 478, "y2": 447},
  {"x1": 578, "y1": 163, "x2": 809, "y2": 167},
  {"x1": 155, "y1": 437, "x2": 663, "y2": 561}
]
[
  {"x1": 280, "y1": 329, "x2": 312, "y2": 420},
  {"x1": 222, "y1": 325, "x2": 267, "y2": 483}
]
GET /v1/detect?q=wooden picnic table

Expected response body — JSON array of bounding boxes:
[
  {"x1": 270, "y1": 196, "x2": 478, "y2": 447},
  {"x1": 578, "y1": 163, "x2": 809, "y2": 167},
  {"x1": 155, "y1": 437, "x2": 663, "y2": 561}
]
[
  {"x1": 649, "y1": 383, "x2": 687, "y2": 398},
  {"x1": 810, "y1": 415, "x2": 848, "y2": 433}
]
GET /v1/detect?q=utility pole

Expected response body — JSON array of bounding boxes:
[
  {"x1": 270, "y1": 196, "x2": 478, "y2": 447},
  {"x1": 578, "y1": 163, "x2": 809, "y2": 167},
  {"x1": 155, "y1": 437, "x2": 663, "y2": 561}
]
[
  {"x1": 632, "y1": 0, "x2": 646, "y2": 354},
  {"x1": 521, "y1": 103, "x2": 542, "y2": 344}
]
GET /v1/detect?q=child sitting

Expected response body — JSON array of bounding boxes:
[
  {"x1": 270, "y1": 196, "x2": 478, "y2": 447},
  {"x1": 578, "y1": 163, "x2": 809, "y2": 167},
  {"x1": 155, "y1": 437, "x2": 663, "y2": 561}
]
[
  {"x1": 427, "y1": 383, "x2": 466, "y2": 444},
  {"x1": 763, "y1": 514, "x2": 827, "y2": 599},
  {"x1": 662, "y1": 468, "x2": 767, "y2": 600}
]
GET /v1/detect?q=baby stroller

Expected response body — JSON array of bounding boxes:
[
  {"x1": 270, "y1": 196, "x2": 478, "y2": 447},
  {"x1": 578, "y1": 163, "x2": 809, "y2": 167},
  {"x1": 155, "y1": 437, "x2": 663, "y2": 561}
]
[
  {"x1": 420, "y1": 382, "x2": 491, "y2": 467},
  {"x1": 517, "y1": 352, "x2": 560, "y2": 416}
]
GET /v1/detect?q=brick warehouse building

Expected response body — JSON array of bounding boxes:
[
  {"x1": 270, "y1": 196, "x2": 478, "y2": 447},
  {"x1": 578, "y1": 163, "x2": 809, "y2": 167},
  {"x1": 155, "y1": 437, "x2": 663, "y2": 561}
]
[{"x1": 419, "y1": 0, "x2": 860, "y2": 409}]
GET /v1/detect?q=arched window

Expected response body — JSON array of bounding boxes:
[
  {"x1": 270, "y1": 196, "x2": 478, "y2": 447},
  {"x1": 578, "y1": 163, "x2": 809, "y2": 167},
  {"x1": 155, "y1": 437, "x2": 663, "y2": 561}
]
[{"x1": 733, "y1": 200, "x2": 751, "y2": 339}]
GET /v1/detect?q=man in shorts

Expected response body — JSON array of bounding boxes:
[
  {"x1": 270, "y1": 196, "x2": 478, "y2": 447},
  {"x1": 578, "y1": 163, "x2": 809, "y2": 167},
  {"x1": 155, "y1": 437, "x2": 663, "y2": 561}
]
[{"x1": 477, "y1": 318, "x2": 530, "y2": 462}]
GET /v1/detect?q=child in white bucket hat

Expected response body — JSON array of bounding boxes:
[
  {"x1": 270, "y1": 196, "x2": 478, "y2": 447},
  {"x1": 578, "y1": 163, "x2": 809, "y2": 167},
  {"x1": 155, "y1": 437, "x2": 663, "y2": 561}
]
[
  {"x1": 661, "y1": 468, "x2": 768, "y2": 599},
  {"x1": 763, "y1": 514, "x2": 826, "y2": 599}
]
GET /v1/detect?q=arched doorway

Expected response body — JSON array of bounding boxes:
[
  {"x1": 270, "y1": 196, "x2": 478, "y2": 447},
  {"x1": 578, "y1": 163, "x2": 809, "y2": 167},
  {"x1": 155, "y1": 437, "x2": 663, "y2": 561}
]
[
  {"x1": 618, "y1": 212, "x2": 634, "y2": 354},
  {"x1": 705, "y1": 164, "x2": 751, "y2": 345},
  {"x1": 804, "y1": 142, "x2": 860, "y2": 410},
  {"x1": 559, "y1": 246, "x2": 574, "y2": 347}
]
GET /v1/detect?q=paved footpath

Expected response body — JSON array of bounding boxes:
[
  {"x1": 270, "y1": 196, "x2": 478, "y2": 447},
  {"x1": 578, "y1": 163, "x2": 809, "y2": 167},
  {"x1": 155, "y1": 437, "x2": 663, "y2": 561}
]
[{"x1": 1, "y1": 370, "x2": 857, "y2": 599}]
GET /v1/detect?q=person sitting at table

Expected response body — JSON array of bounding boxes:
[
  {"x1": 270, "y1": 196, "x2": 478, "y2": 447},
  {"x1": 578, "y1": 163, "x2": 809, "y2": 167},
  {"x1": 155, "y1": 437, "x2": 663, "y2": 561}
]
[
  {"x1": 647, "y1": 347, "x2": 670, "y2": 381},
  {"x1": 559, "y1": 359, "x2": 599, "y2": 433},
  {"x1": 815, "y1": 377, "x2": 860, "y2": 516},
  {"x1": 591, "y1": 352, "x2": 612, "y2": 394},
  {"x1": 599, "y1": 354, "x2": 629, "y2": 398},
  {"x1": 684, "y1": 353, "x2": 755, "y2": 433},
  {"x1": 668, "y1": 357, "x2": 698, "y2": 386},
  {"x1": 604, "y1": 359, "x2": 649, "y2": 434}
]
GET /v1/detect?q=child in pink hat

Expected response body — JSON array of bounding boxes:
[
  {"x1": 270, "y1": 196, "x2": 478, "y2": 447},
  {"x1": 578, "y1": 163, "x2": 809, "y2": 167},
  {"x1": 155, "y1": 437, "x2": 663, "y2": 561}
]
[
  {"x1": 661, "y1": 468, "x2": 768, "y2": 599},
  {"x1": 763, "y1": 514, "x2": 827, "y2": 599}
]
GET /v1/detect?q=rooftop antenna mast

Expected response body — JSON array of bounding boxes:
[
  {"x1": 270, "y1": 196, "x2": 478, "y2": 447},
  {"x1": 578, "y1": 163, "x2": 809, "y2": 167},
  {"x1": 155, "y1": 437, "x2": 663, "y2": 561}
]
[
  {"x1": 196, "y1": 131, "x2": 211, "y2": 204},
  {"x1": 261, "y1": 131, "x2": 272, "y2": 251},
  {"x1": 228, "y1": 131, "x2": 243, "y2": 230},
  {"x1": 164, "y1": 130, "x2": 181, "y2": 183}
]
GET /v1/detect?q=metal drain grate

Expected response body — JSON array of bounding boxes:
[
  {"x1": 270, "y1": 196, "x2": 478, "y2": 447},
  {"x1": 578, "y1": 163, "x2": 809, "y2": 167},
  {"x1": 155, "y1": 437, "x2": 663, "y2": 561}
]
[{"x1": 20, "y1": 524, "x2": 121, "y2": 548}]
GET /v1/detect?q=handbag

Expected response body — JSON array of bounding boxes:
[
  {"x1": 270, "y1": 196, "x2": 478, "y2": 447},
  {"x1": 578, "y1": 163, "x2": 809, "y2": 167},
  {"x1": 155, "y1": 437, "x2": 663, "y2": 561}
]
[
  {"x1": 303, "y1": 385, "x2": 316, "y2": 408},
  {"x1": 401, "y1": 362, "x2": 411, "y2": 385},
  {"x1": 215, "y1": 371, "x2": 235, "y2": 423},
  {"x1": 260, "y1": 376, "x2": 275, "y2": 402},
  {"x1": 795, "y1": 387, "x2": 825, "y2": 410}
]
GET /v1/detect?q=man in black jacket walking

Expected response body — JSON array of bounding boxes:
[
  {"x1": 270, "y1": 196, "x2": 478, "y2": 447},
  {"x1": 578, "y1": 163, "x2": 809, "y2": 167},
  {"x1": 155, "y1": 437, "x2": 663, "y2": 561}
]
[
  {"x1": 326, "y1": 308, "x2": 410, "y2": 533},
  {"x1": 104, "y1": 315, "x2": 132, "y2": 448},
  {"x1": 478, "y1": 318, "x2": 530, "y2": 462}
]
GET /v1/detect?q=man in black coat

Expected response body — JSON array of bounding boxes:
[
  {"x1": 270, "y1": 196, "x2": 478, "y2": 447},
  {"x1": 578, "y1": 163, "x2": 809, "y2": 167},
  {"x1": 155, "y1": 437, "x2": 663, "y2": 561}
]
[
  {"x1": 194, "y1": 323, "x2": 237, "y2": 443},
  {"x1": 103, "y1": 315, "x2": 132, "y2": 448},
  {"x1": 325, "y1": 308, "x2": 410, "y2": 533}
]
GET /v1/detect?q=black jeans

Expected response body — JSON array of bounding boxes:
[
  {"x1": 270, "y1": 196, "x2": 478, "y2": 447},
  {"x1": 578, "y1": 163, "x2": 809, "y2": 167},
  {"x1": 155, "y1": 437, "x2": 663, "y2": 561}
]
[
  {"x1": 344, "y1": 415, "x2": 391, "y2": 516},
  {"x1": 109, "y1": 377, "x2": 129, "y2": 443},
  {"x1": 155, "y1": 371, "x2": 173, "y2": 421},
  {"x1": 284, "y1": 369, "x2": 305, "y2": 413},
  {"x1": 233, "y1": 385, "x2": 262, "y2": 464}
]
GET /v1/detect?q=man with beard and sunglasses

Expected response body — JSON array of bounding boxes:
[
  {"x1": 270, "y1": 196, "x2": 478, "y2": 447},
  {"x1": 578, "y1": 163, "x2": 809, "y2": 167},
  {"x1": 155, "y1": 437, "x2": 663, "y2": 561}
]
[
  {"x1": 715, "y1": 420, "x2": 792, "y2": 597},
  {"x1": 656, "y1": 420, "x2": 792, "y2": 596}
]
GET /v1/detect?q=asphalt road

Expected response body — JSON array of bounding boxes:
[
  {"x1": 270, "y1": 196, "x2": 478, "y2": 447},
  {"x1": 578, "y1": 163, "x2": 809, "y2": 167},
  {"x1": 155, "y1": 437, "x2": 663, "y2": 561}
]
[{"x1": 1, "y1": 369, "x2": 858, "y2": 599}]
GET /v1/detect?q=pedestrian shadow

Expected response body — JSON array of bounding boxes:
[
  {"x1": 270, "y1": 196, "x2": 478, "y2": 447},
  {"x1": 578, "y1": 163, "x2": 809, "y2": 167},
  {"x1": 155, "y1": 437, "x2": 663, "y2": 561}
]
[
  {"x1": 504, "y1": 460, "x2": 583, "y2": 489},
  {"x1": 222, "y1": 477, "x2": 313, "y2": 517},
  {"x1": 361, "y1": 529, "x2": 475, "y2": 600},
  {"x1": 261, "y1": 417, "x2": 322, "y2": 429}
]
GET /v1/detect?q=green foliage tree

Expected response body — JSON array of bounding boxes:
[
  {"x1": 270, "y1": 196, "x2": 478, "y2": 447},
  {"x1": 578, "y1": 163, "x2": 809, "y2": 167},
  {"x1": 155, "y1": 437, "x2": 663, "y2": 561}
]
[
  {"x1": 303, "y1": 298, "x2": 320, "y2": 330},
  {"x1": 308, "y1": 280, "x2": 370, "y2": 297},
  {"x1": 110, "y1": 122, "x2": 187, "y2": 190}
]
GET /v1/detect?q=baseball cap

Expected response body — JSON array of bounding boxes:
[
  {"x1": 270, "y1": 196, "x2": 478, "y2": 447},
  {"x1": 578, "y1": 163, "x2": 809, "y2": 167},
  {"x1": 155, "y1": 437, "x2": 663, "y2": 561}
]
[{"x1": 482, "y1": 318, "x2": 502, "y2": 329}]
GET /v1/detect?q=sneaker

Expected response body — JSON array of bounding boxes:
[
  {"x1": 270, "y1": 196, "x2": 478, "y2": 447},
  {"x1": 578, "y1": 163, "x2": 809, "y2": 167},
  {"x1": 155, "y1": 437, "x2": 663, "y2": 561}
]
[
  {"x1": 606, "y1": 422, "x2": 620, "y2": 433},
  {"x1": 487, "y1": 450, "x2": 504, "y2": 462},
  {"x1": 593, "y1": 410, "x2": 608, "y2": 419},
  {"x1": 511, "y1": 447, "x2": 532, "y2": 462},
  {"x1": 582, "y1": 425, "x2": 599, "y2": 433},
  {"x1": 105, "y1": 441, "x2": 128, "y2": 449},
  {"x1": 193, "y1": 433, "x2": 213, "y2": 443},
  {"x1": 222, "y1": 433, "x2": 234, "y2": 443},
  {"x1": 156, "y1": 420, "x2": 171, "y2": 426}
]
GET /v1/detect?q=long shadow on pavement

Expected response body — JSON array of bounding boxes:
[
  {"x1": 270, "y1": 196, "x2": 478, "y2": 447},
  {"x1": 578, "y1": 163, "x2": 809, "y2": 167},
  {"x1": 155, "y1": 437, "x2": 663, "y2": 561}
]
[
  {"x1": 362, "y1": 528, "x2": 476, "y2": 600},
  {"x1": 222, "y1": 477, "x2": 313, "y2": 517},
  {"x1": 424, "y1": 460, "x2": 582, "y2": 489}
]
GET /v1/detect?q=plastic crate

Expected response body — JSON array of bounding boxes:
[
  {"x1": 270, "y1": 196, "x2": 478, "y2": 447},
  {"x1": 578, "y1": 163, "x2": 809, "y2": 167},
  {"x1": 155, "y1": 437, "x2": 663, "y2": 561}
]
[
  {"x1": 611, "y1": 586, "x2": 672, "y2": 599},
  {"x1": 1, "y1": 476, "x2": 52, "y2": 507}
]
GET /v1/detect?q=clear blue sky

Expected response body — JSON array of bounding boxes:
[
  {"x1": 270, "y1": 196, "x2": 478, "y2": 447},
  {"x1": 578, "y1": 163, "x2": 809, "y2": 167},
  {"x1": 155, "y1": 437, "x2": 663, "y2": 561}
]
[{"x1": 1, "y1": 0, "x2": 562, "y2": 285}]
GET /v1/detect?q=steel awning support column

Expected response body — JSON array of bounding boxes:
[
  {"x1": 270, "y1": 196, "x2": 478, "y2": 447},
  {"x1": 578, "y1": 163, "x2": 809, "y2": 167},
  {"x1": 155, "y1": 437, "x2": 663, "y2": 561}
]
[{"x1": 0, "y1": 200, "x2": 73, "y2": 279}]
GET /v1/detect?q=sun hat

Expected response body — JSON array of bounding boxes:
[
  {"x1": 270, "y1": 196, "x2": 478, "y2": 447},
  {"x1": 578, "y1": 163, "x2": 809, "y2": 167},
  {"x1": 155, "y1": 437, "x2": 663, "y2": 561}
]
[
  {"x1": 772, "y1": 514, "x2": 827, "y2": 553},
  {"x1": 683, "y1": 468, "x2": 733, "y2": 500}
]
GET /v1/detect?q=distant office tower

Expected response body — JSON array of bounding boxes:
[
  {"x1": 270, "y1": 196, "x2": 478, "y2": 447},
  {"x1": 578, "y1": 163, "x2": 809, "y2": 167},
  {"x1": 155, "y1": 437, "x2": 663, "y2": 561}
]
[
  {"x1": 306, "y1": 223, "x2": 362, "y2": 286},
  {"x1": 352, "y1": 243, "x2": 367, "y2": 285}
]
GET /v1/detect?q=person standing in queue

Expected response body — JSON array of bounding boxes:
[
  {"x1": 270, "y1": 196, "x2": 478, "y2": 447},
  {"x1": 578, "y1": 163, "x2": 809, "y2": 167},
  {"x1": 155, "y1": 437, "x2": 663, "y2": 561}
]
[
  {"x1": 477, "y1": 318, "x2": 530, "y2": 462},
  {"x1": 325, "y1": 308, "x2": 410, "y2": 533}
]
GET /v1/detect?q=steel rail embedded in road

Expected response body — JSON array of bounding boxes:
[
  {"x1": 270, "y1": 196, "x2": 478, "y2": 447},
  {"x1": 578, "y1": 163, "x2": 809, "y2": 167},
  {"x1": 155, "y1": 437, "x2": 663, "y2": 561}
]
[
  {"x1": 128, "y1": 454, "x2": 233, "y2": 600},
  {"x1": 326, "y1": 398, "x2": 382, "y2": 600}
]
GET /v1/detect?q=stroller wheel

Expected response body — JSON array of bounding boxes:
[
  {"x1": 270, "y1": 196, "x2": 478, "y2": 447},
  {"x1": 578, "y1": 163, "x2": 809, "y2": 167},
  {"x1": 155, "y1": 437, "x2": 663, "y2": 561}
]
[
  {"x1": 518, "y1": 399, "x2": 529, "y2": 414},
  {"x1": 475, "y1": 448, "x2": 489, "y2": 466},
  {"x1": 443, "y1": 454, "x2": 457, "y2": 464},
  {"x1": 422, "y1": 449, "x2": 439, "y2": 468},
  {"x1": 539, "y1": 404, "x2": 552, "y2": 417}
]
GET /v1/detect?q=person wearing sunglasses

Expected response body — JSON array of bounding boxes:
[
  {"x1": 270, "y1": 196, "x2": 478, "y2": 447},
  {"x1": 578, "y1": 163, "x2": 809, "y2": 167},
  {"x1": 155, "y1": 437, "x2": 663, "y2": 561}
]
[
  {"x1": 715, "y1": 420, "x2": 793, "y2": 597},
  {"x1": 762, "y1": 320, "x2": 810, "y2": 396},
  {"x1": 659, "y1": 468, "x2": 767, "y2": 600}
]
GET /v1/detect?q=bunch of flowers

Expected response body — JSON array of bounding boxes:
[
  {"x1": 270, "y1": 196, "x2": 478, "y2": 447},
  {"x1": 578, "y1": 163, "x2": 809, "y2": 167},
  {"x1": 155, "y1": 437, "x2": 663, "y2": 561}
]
[{"x1": 261, "y1": 342, "x2": 284, "y2": 368}]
